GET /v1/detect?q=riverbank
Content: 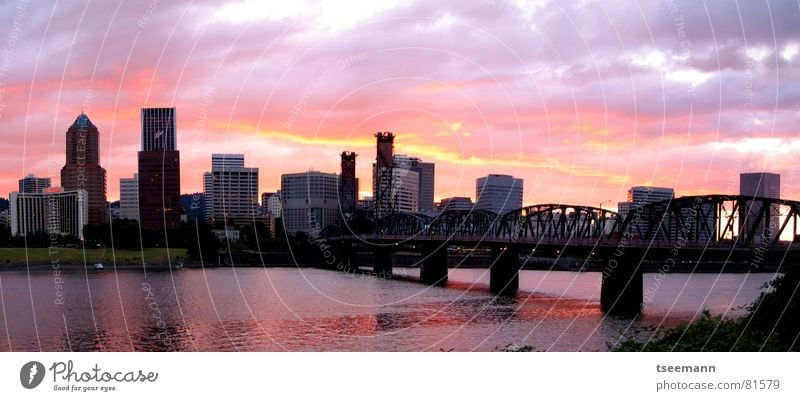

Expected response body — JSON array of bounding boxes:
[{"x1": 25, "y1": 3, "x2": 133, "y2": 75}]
[{"x1": 0, "y1": 247, "x2": 188, "y2": 267}]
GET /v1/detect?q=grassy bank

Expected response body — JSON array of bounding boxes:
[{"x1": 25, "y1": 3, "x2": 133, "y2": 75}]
[
  {"x1": 0, "y1": 248, "x2": 188, "y2": 265},
  {"x1": 614, "y1": 269, "x2": 800, "y2": 351}
]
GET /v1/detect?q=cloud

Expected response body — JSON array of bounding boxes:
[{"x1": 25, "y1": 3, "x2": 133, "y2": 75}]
[{"x1": 2, "y1": 0, "x2": 800, "y2": 206}]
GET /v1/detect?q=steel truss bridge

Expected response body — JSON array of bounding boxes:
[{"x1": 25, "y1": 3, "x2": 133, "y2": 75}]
[{"x1": 323, "y1": 195, "x2": 800, "y2": 315}]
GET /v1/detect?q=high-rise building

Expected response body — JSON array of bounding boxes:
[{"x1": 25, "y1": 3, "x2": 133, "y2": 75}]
[
  {"x1": 204, "y1": 154, "x2": 259, "y2": 223},
  {"x1": 475, "y1": 174, "x2": 523, "y2": 214},
  {"x1": 10, "y1": 187, "x2": 88, "y2": 238},
  {"x1": 138, "y1": 107, "x2": 181, "y2": 230},
  {"x1": 740, "y1": 172, "x2": 780, "y2": 242},
  {"x1": 141, "y1": 107, "x2": 177, "y2": 151},
  {"x1": 18, "y1": 174, "x2": 51, "y2": 193},
  {"x1": 393, "y1": 154, "x2": 435, "y2": 213},
  {"x1": 392, "y1": 168, "x2": 419, "y2": 212},
  {"x1": 119, "y1": 174, "x2": 139, "y2": 221},
  {"x1": 60, "y1": 112, "x2": 107, "y2": 225},
  {"x1": 281, "y1": 171, "x2": 340, "y2": 234},
  {"x1": 438, "y1": 196, "x2": 474, "y2": 212},
  {"x1": 617, "y1": 186, "x2": 675, "y2": 238}
]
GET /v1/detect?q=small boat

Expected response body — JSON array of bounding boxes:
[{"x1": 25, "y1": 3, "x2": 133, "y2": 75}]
[{"x1": 94, "y1": 262, "x2": 104, "y2": 271}]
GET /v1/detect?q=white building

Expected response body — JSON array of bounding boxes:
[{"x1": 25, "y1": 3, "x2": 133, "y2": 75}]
[
  {"x1": 617, "y1": 186, "x2": 675, "y2": 238},
  {"x1": 10, "y1": 187, "x2": 88, "y2": 238},
  {"x1": 281, "y1": 171, "x2": 340, "y2": 235},
  {"x1": 371, "y1": 163, "x2": 420, "y2": 213},
  {"x1": 204, "y1": 154, "x2": 259, "y2": 223},
  {"x1": 392, "y1": 168, "x2": 419, "y2": 212},
  {"x1": 119, "y1": 174, "x2": 139, "y2": 221},
  {"x1": 393, "y1": 155, "x2": 435, "y2": 212},
  {"x1": 475, "y1": 174, "x2": 523, "y2": 214},
  {"x1": 261, "y1": 191, "x2": 282, "y2": 218}
]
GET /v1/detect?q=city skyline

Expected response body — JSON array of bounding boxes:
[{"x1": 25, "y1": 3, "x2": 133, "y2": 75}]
[{"x1": 3, "y1": 1, "x2": 800, "y2": 206}]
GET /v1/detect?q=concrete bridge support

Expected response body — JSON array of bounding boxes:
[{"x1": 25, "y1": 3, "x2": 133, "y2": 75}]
[
  {"x1": 373, "y1": 247, "x2": 393, "y2": 278},
  {"x1": 600, "y1": 250, "x2": 643, "y2": 316},
  {"x1": 345, "y1": 246, "x2": 359, "y2": 273},
  {"x1": 420, "y1": 245, "x2": 448, "y2": 285},
  {"x1": 490, "y1": 247, "x2": 520, "y2": 296}
]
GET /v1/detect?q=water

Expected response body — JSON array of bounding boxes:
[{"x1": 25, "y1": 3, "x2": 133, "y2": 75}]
[{"x1": 0, "y1": 267, "x2": 778, "y2": 351}]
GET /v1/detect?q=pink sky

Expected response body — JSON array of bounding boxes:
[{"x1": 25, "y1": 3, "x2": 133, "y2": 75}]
[{"x1": 2, "y1": 0, "x2": 800, "y2": 206}]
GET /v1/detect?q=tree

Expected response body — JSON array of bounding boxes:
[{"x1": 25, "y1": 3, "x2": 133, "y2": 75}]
[{"x1": 183, "y1": 221, "x2": 219, "y2": 262}]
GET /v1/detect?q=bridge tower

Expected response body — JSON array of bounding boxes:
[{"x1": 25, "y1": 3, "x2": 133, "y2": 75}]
[
  {"x1": 340, "y1": 151, "x2": 358, "y2": 221},
  {"x1": 374, "y1": 132, "x2": 395, "y2": 219}
]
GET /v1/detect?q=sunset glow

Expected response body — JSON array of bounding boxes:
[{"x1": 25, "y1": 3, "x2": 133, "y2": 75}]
[{"x1": 3, "y1": 0, "x2": 799, "y2": 206}]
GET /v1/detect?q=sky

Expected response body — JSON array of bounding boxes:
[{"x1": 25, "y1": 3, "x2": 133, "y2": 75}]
[{"x1": 1, "y1": 0, "x2": 800, "y2": 207}]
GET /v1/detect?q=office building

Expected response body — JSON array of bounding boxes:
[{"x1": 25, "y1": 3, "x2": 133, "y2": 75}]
[
  {"x1": 438, "y1": 196, "x2": 474, "y2": 212},
  {"x1": 18, "y1": 174, "x2": 51, "y2": 193},
  {"x1": 60, "y1": 112, "x2": 107, "y2": 225},
  {"x1": 119, "y1": 174, "x2": 139, "y2": 221},
  {"x1": 141, "y1": 107, "x2": 177, "y2": 151},
  {"x1": 740, "y1": 172, "x2": 780, "y2": 242},
  {"x1": 475, "y1": 174, "x2": 523, "y2": 214},
  {"x1": 10, "y1": 187, "x2": 88, "y2": 238},
  {"x1": 281, "y1": 171, "x2": 340, "y2": 234},
  {"x1": 393, "y1": 154, "x2": 435, "y2": 213},
  {"x1": 138, "y1": 107, "x2": 181, "y2": 230},
  {"x1": 204, "y1": 154, "x2": 259, "y2": 223},
  {"x1": 617, "y1": 186, "x2": 675, "y2": 238},
  {"x1": 391, "y1": 168, "x2": 419, "y2": 212}
]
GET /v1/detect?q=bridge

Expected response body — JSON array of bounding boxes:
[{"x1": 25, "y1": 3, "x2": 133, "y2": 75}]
[{"x1": 321, "y1": 195, "x2": 800, "y2": 316}]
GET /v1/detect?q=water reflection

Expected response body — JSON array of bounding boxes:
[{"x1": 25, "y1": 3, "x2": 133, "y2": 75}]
[{"x1": 0, "y1": 267, "x2": 773, "y2": 351}]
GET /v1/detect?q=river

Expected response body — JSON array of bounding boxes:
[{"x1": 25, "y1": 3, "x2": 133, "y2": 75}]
[{"x1": 0, "y1": 267, "x2": 778, "y2": 351}]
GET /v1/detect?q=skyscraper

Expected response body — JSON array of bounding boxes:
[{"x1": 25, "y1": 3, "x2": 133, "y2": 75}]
[
  {"x1": 119, "y1": 174, "x2": 139, "y2": 221},
  {"x1": 393, "y1": 154, "x2": 435, "y2": 213},
  {"x1": 740, "y1": 172, "x2": 780, "y2": 242},
  {"x1": 204, "y1": 154, "x2": 259, "y2": 223},
  {"x1": 138, "y1": 107, "x2": 181, "y2": 230},
  {"x1": 141, "y1": 107, "x2": 177, "y2": 151},
  {"x1": 475, "y1": 174, "x2": 523, "y2": 214},
  {"x1": 18, "y1": 174, "x2": 51, "y2": 193},
  {"x1": 60, "y1": 112, "x2": 107, "y2": 225}
]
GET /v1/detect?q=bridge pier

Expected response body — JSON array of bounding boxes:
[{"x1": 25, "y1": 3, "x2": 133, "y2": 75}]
[
  {"x1": 345, "y1": 246, "x2": 359, "y2": 274},
  {"x1": 373, "y1": 247, "x2": 393, "y2": 278},
  {"x1": 600, "y1": 250, "x2": 643, "y2": 316},
  {"x1": 490, "y1": 247, "x2": 520, "y2": 296},
  {"x1": 420, "y1": 244, "x2": 448, "y2": 285}
]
